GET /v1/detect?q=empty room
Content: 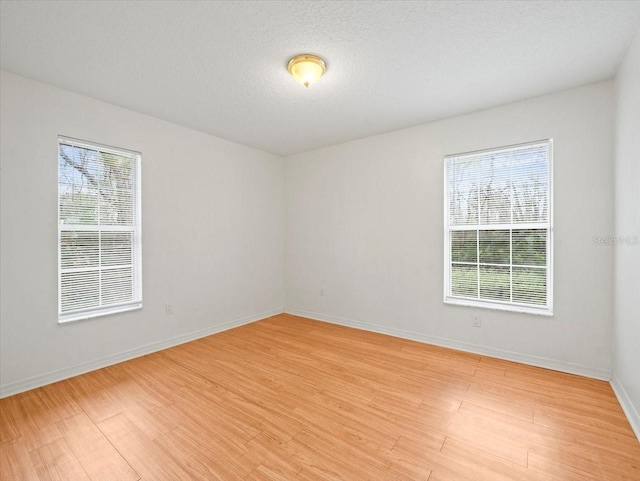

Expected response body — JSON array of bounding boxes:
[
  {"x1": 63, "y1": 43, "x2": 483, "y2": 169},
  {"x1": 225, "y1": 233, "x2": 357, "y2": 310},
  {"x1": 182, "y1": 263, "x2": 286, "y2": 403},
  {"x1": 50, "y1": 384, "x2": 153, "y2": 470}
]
[{"x1": 1, "y1": 1, "x2": 639, "y2": 480}]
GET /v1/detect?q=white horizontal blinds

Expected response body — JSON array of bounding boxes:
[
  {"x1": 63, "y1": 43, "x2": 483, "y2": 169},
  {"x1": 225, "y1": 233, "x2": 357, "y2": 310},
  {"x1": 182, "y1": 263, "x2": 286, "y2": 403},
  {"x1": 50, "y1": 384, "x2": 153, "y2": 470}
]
[
  {"x1": 446, "y1": 141, "x2": 550, "y2": 310},
  {"x1": 58, "y1": 138, "x2": 141, "y2": 320}
]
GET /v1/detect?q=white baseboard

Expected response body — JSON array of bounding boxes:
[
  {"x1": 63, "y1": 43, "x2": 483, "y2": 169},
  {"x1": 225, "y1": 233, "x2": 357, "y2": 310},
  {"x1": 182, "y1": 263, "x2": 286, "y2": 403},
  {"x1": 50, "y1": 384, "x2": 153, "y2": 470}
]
[
  {"x1": 0, "y1": 307, "x2": 283, "y2": 399},
  {"x1": 610, "y1": 374, "x2": 640, "y2": 442},
  {"x1": 284, "y1": 308, "x2": 612, "y2": 381}
]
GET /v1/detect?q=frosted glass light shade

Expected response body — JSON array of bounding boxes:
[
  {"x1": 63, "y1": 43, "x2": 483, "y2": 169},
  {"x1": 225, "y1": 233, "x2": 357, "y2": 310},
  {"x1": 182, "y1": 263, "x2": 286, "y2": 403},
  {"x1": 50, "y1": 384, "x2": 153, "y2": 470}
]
[{"x1": 287, "y1": 54, "x2": 326, "y2": 88}]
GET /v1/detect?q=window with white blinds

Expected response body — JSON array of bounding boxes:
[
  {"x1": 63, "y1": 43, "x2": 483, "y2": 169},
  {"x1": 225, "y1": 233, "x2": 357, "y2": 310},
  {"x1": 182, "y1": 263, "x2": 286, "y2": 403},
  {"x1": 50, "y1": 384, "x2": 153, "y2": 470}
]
[
  {"x1": 58, "y1": 137, "x2": 142, "y2": 323},
  {"x1": 444, "y1": 140, "x2": 552, "y2": 314}
]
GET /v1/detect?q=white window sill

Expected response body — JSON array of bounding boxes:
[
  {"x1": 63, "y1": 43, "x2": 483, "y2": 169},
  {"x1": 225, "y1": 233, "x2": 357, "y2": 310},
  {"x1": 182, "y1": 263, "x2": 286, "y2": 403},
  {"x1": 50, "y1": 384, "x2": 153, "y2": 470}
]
[
  {"x1": 444, "y1": 297, "x2": 553, "y2": 316},
  {"x1": 58, "y1": 303, "x2": 142, "y2": 324}
]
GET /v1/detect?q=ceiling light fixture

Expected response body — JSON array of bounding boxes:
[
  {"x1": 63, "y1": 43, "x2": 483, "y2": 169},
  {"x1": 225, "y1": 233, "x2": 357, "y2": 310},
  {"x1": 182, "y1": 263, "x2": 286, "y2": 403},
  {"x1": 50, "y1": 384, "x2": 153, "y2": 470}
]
[{"x1": 287, "y1": 54, "x2": 326, "y2": 88}]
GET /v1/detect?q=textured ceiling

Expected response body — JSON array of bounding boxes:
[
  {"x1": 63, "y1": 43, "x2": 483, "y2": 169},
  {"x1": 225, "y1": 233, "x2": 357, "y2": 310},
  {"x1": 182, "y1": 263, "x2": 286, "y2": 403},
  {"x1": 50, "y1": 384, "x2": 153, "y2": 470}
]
[{"x1": 1, "y1": 1, "x2": 640, "y2": 156}]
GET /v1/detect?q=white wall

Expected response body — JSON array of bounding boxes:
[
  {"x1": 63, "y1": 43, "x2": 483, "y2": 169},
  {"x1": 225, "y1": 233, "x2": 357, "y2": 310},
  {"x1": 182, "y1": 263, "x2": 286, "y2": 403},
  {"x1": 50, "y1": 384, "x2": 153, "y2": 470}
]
[
  {"x1": 0, "y1": 70, "x2": 284, "y2": 396},
  {"x1": 285, "y1": 81, "x2": 615, "y2": 379},
  {"x1": 612, "y1": 30, "x2": 640, "y2": 438}
]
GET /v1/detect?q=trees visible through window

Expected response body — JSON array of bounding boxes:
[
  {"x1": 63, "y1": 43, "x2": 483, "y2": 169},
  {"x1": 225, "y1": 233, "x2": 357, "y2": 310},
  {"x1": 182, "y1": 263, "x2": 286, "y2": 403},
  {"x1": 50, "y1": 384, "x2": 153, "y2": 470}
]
[
  {"x1": 58, "y1": 137, "x2": 142, "y2": 322},
  {"x1": 444, "y1": 140, "x2": 552, "y2": 314}
]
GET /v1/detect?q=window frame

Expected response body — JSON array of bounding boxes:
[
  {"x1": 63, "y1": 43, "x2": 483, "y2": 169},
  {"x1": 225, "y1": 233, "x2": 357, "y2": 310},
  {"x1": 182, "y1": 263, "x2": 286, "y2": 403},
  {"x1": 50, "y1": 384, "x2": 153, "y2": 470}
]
[
  {"x1": 443, "y1": 139, "x2": 553, "y2": 316},
  {"x1": 57, "y1": 136, "x2": 143, "y2": 323}
]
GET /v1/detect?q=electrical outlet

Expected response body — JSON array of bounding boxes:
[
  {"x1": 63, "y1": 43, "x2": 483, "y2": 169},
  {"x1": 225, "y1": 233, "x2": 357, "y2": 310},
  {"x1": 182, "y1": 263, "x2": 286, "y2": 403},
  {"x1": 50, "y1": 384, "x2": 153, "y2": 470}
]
[
  {"x1": 472, "y1": 316, "x2": 481, "y2": 328},
  {"x1": 165, "y1": 304, "x2": 173, "y2": 315}
]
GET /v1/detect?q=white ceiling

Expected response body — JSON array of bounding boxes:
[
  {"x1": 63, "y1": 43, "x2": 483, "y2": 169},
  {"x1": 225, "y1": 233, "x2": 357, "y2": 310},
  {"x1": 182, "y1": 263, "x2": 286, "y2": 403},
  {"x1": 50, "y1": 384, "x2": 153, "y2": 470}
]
[{"x1": 1, "y1": 1, "x2": 639, "y2": 156}]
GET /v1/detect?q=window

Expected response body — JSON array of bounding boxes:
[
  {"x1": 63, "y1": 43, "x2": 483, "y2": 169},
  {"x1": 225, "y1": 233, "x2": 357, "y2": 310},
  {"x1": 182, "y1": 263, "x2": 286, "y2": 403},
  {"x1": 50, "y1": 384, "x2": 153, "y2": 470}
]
[
  {"x1": 444, "y1": 140, "x2": 552, "y2": 315},
  {"x1": 58, "y1": 137, "x2": 142, "y2": 322}
]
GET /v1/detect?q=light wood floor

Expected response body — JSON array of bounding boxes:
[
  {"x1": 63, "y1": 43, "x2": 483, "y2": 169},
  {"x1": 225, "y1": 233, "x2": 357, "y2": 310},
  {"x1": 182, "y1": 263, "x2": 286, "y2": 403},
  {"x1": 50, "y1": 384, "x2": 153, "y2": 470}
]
[{"x1": 1, "y1": 314, "x2": 638, "y2": 481}]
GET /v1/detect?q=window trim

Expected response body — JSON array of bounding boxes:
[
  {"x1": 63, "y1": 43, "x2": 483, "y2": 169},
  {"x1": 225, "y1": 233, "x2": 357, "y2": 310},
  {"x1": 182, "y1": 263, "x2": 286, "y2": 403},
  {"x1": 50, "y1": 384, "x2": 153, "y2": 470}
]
[
  {"x1": 443, "y1": 139, "x2": 553, "y2": 316},
  {"x1": 57, "y1": 136, "x2": 143, "y2": 324}
]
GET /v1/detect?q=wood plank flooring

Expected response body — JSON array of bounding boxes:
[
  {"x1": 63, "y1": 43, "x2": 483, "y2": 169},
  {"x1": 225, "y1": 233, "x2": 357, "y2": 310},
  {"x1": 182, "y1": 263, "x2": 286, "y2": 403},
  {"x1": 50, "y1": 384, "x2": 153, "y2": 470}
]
[{"x1": 1, "y1": 313, "x2": 638, "y2": 480}]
